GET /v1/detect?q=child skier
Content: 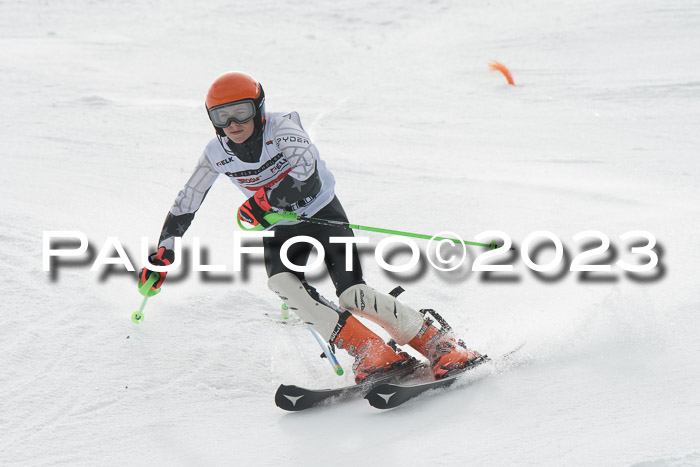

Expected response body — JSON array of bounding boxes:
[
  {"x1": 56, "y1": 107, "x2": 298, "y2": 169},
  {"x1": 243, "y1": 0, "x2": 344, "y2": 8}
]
[{"x1": 140, "y1": 71, "x2": 483, "y2": 383}]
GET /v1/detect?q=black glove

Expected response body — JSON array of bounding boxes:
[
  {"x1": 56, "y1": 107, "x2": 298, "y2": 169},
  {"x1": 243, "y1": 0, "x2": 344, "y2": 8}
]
[{"x1": 139, "y1": 247, "x2": 175, "y2": 290}]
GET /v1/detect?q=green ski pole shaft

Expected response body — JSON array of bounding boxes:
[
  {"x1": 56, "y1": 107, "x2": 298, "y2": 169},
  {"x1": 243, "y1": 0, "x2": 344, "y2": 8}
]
[
  {"x1": 296, "y1": 215, "x2": 499, "y2": 249},
  {"x1": 244, "y1": 211, "x2": 504, "y2": 250}
]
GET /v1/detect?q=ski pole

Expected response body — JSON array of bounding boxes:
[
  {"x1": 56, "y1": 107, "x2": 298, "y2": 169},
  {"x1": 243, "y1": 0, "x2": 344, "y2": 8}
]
[
  {"x1": 280, "y1": 302, "x2": 344, "y2": 376},
  {"x1": 307, "y1": 325, "x2": 344, "y2": 376},
  {"x1": 297, "y1": 215, "x2": 500, "y2": 249},
  {"x1": 238, "y1": 211, "x2": 502, "y2": 249},
  {"x1": 132, "y1": 272, "x2": 160, "y2": 324}
]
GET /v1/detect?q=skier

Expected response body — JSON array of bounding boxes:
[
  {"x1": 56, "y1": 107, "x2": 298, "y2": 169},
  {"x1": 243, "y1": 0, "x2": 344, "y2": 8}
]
[{"x1": 140, "y1": 71, "x2": 483, "y2": 383}]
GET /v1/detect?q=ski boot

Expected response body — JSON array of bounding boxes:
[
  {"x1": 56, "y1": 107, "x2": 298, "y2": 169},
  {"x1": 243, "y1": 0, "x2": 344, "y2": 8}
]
[
  {"x1": 408, "y1": 310, "x2": 485, "y2": 380},
  {"x1": 332, "y1": 312, "x2": 413, "y2": 384}
]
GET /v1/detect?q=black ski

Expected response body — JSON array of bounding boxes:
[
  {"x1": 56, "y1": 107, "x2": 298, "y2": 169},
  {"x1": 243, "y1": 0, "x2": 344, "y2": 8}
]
[
  {"x1": 275, "y1": 359, "x2": 429, "y2": 411},
  {"x1": 365, "y1": 345, "x2": 524, "y2": 409}
]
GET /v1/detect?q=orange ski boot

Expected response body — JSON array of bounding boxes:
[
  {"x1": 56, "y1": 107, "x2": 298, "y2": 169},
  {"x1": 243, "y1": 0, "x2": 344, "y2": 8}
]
[
  {"x1": 332, "y1": 312, "x2": 411, "y2": 384},
  {"x1": 408, "y1": 313, "x2": 485, "y2": 380}
]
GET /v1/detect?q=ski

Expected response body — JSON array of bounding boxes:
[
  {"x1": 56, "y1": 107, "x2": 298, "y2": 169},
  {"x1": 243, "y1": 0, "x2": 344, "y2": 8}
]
[
  {"x1": 364, "y1": 345, "x2": 525, "y2": 409},
  {"x1": 275, "y1": 359, "x2": 429, "y2": 411}
]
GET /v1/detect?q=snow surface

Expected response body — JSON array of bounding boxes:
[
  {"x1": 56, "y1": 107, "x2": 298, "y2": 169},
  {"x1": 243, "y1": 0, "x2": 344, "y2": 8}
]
[{"x1": 2, "y1": 0, "x2": 700, "y2": 465}]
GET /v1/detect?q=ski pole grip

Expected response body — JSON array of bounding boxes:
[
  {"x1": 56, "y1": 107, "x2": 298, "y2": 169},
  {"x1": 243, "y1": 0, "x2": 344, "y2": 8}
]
[
  {"x1": 236, "y1": 211, "x2": 299, "y2": 231},
  {"x1": 138, "y1": 271, "x2": 161, "y2": 297}
]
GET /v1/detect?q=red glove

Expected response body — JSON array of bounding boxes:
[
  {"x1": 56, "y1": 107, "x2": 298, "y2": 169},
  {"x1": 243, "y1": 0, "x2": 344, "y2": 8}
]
[
  {"x1": 238, "y1": 188, "x2": 272, "y2": 228},
  {"x1": 139, "y1": 247, "x2": 174, "y2": 290}
]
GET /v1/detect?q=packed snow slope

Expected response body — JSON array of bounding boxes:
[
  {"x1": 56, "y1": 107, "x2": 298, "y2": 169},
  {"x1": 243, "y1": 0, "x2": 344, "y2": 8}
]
[{"x1": 1, "y1": 0, "x2": 699, "y2": 465}]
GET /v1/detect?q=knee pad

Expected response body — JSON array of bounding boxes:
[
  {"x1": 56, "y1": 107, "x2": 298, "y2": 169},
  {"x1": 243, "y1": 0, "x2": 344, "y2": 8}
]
[
  {"x1": 267, "y1": 272, "x2": 342, "y2": 341},
  {"x1": 338, "y1": 284, "x2": 424, "y2": 345}
]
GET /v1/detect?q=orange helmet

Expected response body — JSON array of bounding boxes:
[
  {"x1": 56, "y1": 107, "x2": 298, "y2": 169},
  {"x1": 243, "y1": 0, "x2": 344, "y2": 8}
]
[{"x1": 205, "y1": 72, "x2": 265, "y2": 137}]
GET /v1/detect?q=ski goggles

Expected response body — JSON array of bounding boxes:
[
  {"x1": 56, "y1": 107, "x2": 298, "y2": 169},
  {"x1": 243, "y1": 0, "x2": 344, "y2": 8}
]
[{"x1": 208, "y1": 100, "x2": 257, "y2": 128}]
